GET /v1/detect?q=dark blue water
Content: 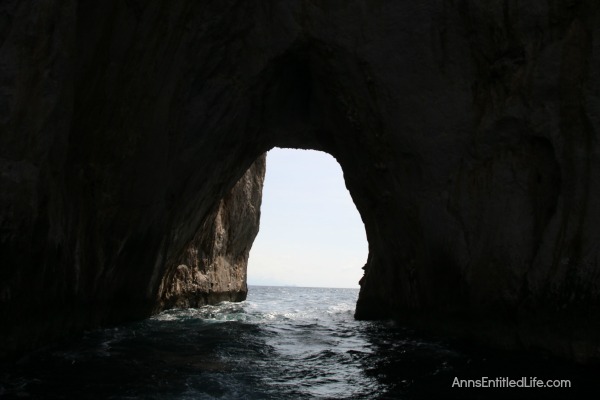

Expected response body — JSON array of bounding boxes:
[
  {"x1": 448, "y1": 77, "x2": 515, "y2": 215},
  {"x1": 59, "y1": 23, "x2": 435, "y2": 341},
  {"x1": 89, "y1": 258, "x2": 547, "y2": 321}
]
[{"x1": 1, "y1": 286, "x2": 598, "y2": 399}]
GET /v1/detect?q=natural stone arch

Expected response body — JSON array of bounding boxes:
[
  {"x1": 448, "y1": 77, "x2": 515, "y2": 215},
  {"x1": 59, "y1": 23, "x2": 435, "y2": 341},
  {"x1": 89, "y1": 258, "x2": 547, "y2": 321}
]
[
  {"x1": 154, "y1": 37, "x2": 402, "y2": 317},
  {"x1": 1, "y1": 0, "x2": 599, "y2": 363}
]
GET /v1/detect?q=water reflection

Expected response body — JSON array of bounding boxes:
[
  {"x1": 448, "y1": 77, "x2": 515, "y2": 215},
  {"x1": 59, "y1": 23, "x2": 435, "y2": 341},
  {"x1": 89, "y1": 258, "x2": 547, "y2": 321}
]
[
  {"x1": 0, "y1": 287, "x2": 598, "y2": 399},
  {"x1": 357, "y1": 320, "x2": 599, "y2": 399}
]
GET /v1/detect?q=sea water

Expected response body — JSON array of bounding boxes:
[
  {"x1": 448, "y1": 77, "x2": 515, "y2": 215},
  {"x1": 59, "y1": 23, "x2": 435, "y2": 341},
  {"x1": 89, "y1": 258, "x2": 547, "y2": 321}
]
[{"x1": 0, "y1": 286, "x2": 597, "y2": 399}]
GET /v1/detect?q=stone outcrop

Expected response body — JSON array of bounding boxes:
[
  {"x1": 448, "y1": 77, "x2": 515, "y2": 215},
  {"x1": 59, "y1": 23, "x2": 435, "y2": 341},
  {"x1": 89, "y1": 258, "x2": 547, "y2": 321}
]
[
  {"x1": 1, "y1": 0, "x2": 600, "y2": 362},
  {"x1": 157, "y1": 155, "x2": 265, "y2": 310}
]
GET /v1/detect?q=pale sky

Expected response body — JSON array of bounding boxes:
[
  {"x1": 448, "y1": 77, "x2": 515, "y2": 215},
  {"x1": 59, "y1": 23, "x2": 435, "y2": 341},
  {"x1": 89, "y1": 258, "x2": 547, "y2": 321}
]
[{"x1": 247, "y1": 148, "x2": 368, "y2": 288}]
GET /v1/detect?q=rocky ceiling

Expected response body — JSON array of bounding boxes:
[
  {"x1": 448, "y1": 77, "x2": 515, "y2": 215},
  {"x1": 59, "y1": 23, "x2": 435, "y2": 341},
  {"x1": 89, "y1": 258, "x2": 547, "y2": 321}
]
[{"x1": 1, "y1": 1, "x2": 599, "y2": 362}]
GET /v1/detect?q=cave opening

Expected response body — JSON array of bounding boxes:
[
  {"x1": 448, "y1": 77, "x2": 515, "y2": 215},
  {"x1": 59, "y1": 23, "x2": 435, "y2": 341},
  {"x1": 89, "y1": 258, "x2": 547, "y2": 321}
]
[{"x1": 247, "y1": 147, "x2": 368, "y2": 289}]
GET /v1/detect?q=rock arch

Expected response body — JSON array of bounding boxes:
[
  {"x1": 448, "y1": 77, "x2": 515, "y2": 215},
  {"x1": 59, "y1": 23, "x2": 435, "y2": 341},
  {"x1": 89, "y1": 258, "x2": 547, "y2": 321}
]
[{"x1": 1, "y1": 0, "x2": 599, "y2": 362}]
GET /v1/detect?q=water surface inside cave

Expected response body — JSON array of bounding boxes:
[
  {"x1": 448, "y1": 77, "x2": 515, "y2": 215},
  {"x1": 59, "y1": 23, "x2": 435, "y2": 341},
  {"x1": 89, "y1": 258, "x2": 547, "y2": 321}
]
[{"x1": 1, "y1": 286, "x2": 597, "y2": 399}]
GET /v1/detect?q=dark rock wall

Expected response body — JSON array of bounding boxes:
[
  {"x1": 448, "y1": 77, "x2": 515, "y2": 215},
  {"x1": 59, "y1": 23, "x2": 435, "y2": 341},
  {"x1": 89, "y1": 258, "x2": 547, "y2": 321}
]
[{"x1": 1, "y1": 0, "x2": 599, "y2": 362}]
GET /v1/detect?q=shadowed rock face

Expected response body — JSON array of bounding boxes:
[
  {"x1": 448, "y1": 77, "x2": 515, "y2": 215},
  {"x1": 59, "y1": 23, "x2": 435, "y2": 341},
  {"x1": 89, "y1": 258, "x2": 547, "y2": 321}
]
[{"x1": 1, "y1": 1, "x2": 599, "y2": 362}]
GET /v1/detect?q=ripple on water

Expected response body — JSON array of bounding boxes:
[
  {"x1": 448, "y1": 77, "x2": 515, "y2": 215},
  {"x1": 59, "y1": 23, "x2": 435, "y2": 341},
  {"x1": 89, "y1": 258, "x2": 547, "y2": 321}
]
[{"x1": 1, "y1": 286, "x2": 598, "y2": 399}]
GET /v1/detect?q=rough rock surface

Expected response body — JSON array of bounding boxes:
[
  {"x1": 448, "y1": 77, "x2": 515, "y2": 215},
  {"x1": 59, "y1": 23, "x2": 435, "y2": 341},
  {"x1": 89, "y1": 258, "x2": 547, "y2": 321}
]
[
  {"x1": 158, "y1": 155, "x2": 265, "y2": 310},
  {"x1": 1, "y1": 1, "x2": 600, "y2": 362}
]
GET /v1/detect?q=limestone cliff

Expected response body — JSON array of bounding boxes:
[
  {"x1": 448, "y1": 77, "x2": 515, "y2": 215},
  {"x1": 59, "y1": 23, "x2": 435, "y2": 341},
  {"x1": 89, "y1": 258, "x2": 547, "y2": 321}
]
[
  {"x1": 157, "y1": 155, "x2": 265, "y2": 310},
  {"x1": 1, "y1": 0, "x2": 600, "y2": 362}
]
